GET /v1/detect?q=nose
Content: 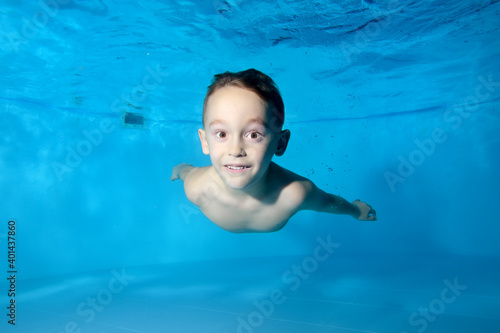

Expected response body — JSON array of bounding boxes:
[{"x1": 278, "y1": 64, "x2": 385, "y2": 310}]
[{"x1": 228, "y1": 138, "x2": 247, "y2": 157}]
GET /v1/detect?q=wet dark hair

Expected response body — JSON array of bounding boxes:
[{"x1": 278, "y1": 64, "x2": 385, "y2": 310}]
[{"x1": 202, "y1": 68, "x2": 285, "y2": 131}]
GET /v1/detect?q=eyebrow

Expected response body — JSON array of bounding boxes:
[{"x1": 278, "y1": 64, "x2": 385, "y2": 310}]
[
  {"x1": 208, "y1": 120, "x2": 225, "y2": 128},
  {"x1": 246, "y1": 118, "x2": 268, "y2": 127},
  {"x1": 208, "y1": 118, "x2": 268, "y2": 128}
]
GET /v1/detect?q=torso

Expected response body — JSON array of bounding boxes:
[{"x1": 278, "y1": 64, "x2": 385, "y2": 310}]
[
  {"x1": 199, "y1": 195, "x2": 292, "y2": 233},
  {"x1": 185, "y1": 163, "x2": 309, "y2": 233}
]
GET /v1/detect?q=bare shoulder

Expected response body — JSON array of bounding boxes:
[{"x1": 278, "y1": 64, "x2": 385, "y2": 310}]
[
  {"x1": 269, "y1": 163, "x2": 315, "y2": 207},
  {"x1": 183, "y1": 166, "x2": 214, "y2": 204}
]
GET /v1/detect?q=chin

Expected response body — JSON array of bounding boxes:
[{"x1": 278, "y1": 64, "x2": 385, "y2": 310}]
[
  {"x1": 215, "y1": 164, "x2": 266, "y2": 191},
  {"x1": 224, "y1": 179, "x2": 252, "y2": 190},
  {"x1": 220, "y1": 174, "x2": 259, "y2": 190}
]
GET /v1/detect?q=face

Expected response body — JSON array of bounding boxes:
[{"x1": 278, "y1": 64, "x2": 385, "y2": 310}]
[{"x1": 199, "y1": 86, "x2": 289, "y2": 191}]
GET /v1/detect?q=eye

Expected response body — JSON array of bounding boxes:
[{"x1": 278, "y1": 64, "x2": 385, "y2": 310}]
[
  {"x1": 246, "y1": 131, "x2": 263, "y2": 140},
  {"x1": 215, "y1": 131, "x2": 227, "y2": 139}
]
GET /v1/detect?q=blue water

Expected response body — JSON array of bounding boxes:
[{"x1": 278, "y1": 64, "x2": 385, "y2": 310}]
[{"x1": 1, "y1": 0, "x2": 500, "y2": 332}]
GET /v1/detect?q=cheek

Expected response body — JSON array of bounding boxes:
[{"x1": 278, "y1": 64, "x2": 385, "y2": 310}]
[
  {"x1": 254, "y1": 144, "x2": 274, "y2": 161},
  {"x1": 212, "y1": 144, "x2": 229, "y2": 161},
  {"x1": 209, "y1": 144, "x2": 222, "y2": 156}
]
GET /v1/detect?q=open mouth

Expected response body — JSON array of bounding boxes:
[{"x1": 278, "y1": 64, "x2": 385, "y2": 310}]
[{"x1": 224, "y1": 165, "x2": 251, "y2": 173}]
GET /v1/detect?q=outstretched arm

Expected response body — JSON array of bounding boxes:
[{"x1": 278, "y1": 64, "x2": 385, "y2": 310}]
[
  {"x1": 301, "y1": 181, "x2": 377, "y2": 221},
  {"x1": 170, "y1": 163, "x2": 195, "y2": 181}
]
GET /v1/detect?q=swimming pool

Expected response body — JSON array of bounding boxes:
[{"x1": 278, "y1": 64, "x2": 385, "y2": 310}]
[{"x1": 1, "y1": 0, "x2": 499, "y2": 332}]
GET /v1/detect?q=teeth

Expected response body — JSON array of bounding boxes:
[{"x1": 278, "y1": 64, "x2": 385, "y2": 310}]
[{"x1": 227, "y1": 166, "x2": 246, "y2": 170}]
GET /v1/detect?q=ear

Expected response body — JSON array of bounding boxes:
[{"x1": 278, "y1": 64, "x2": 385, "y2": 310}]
[
  {"x1": 198, "y1": 129, "x2": 210, "y2": 155},
  {"x1": 275, "y1": 129, "x2": 290, "y2": 157}
]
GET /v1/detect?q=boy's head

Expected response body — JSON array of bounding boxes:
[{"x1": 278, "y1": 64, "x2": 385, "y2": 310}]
[
  {"x1": 203, "y1": 68, "x2": 285, "y2": 132},
  {"x1": 199, "y1": 69, "x2": 290, "y2": 191}
]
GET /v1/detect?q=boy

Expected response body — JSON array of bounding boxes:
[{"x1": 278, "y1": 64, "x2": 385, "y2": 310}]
[{"x1": 171, "y1": 69, "x2": 377, "y2": 233}]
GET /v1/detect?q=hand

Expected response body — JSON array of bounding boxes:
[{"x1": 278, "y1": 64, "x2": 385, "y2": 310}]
[
  {"x1": 170, "y1": 163, "x2": 191, "y2": 181},
  {"x1": 352, "y1": 199, "x2": 377, "y2": 221}
]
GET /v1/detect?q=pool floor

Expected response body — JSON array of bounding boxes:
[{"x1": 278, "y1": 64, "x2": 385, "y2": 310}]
[{"x1": 13, "y1": 255, "x2": 500, "y2": 332}]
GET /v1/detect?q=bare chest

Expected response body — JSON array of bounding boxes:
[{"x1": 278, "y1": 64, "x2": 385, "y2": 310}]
[{"x1": 199, "y1": 197, "x2": 293, "y2": 233}]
